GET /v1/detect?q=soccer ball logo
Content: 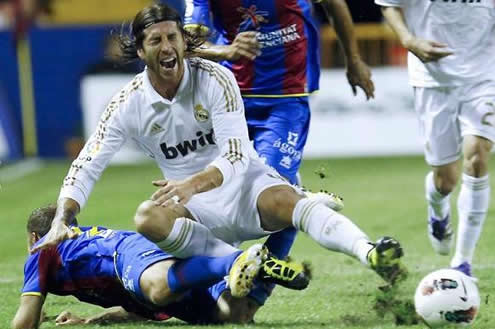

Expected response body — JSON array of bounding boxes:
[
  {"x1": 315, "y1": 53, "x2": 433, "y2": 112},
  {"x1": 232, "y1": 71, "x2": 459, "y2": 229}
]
[{"x1": 414, "y1": 269, "x2": 480, "y2": 327}]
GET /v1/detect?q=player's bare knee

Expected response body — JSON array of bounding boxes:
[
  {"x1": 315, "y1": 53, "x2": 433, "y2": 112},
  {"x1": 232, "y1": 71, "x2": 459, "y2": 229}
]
[
  {"x1": 464, "y1": 151, "x2": 489, "y2": 177},
  {"x1": 258, "y1": 186, "x2": 301, "y2": 230},
  {"x1": 134, "y1": 200, "x2": 157, "y2": 232},
  {"x1": 147, "y1": 285, "x2": 172, "y2": 306},
  {"x1": 463, "y1": 136, "x2": 492, "y2": 177},
  {"x1": 134, "y1": 201, "x2": 177, "y2": 241},
  {"x1": 433, "y1": 169, "x2": 458, "y2": 194}
]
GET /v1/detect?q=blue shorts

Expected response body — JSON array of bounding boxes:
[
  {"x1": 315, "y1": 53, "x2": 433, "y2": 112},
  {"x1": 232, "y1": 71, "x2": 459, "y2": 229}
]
[
  {"x1": 114, "y1": 234, "x2": 173, "y2": 302},
  {"x1": 244, "y1": 97, "x2": 310, "y2": 184},
  {"x1": 114, "y1": 234, "x2": 228, "y2": 324}
]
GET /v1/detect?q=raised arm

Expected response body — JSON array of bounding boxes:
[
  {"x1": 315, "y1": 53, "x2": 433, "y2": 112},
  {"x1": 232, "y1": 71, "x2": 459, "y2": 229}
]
[
  {"x1": 12, "y1": 296, "x2": 44, "y2": 329},
  {"x1": 317, "y1": 0, "x2": 374, "y2": 99},
  {"x1": 380, "y1": 6, "x2": 453, "y2": 63}
]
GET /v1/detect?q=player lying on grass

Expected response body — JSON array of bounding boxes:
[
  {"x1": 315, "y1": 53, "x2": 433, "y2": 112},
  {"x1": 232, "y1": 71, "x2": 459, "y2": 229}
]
[
  {"x1": 35, "y1": 4, "x2": 406, "y2": 303},
  {"x1": 12, "y1": 206, "x2": 309, "y2": 329}
]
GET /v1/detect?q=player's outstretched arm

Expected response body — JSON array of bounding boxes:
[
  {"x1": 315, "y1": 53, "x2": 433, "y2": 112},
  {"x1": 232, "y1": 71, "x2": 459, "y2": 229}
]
[
  {"x1": 320, "y1": 0, "x2": 375, "y2": 99},
  {"x1": 54, "y1": 307, "x2": 144, "y2": 326},
  {"x1": 30, "y1": 198, "x2": 79, "y2": 253},
  {"x1": 11, "y1": 296, "x2": 44, "y2": 329},
  {"x1": 380, "y1": 6, "x2": 453, "y2": 63},
  {"x1": 190, "y1": 31, "x2": 261, "y2": 62}
]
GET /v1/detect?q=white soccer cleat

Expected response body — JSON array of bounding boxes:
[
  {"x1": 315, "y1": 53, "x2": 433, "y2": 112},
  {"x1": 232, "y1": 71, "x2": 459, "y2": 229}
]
[
  {"x1": 428, "y1": 216, "x2": 454, "y2": 255},
  {"x1": 228, "y1": 244, "x2": 268, "y2": 298},
  {"x1": 304, "y1": 190, "x2": 344, "y2": 212}
]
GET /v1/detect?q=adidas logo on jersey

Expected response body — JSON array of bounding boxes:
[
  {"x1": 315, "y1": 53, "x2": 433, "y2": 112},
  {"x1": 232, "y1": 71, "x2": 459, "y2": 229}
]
[
  {"x1": 150, "y1": 123, "x2": 164, "y2": 135},
  {"x1": 160, "y1": 129, "x2": 215, "y2": 159}
]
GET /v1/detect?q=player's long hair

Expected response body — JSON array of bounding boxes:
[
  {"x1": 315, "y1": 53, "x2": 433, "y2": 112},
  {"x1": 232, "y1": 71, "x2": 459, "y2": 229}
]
[
  {"x1": 27, "y1": 205, "x2": 78, "y2": 237},
  {"x1": 118, "y1": 3, "x2": 204, "y2": 63}
]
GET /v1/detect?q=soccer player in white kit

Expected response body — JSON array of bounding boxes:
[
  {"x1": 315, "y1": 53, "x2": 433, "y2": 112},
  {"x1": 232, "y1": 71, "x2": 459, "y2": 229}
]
[
  {"x1": 376, "y1": 0, "x2": 495, "y2": 276},
  {"x1": 34, "y1": 4, "x2": 406, "y2": 290}
]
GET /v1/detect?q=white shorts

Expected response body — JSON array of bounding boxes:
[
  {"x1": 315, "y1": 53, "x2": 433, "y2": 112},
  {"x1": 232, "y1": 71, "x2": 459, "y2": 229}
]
[
  {"x1": 414, "y1": 81, "x2": 495, "y2": 166},
  {"x1": 184, "y1": 159, "x2": 296, "y2": 245}
]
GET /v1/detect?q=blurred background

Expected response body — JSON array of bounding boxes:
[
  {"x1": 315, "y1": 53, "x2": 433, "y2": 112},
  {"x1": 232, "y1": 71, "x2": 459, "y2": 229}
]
[
  {"x1": 2, "y1": 5, "x2": 495, "y2": 327},
  {"x1": 0, "y1": 0, "x2": 414, "y2": 167}
]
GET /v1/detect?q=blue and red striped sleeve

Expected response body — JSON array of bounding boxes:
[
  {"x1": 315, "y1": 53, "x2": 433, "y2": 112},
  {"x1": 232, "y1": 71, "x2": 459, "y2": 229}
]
[{"x1": 21, "y1": 248, "x2": 59, "y2": 297}]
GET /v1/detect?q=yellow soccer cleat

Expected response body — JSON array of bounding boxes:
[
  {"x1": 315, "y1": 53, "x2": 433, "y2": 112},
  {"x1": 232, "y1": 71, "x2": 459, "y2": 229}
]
[
  {"x1": 259, "y1": 255, "x2": 311, "y2": 290},
  {"x1": 367, "y1": 236, "x2": 408, "y2": 285},
  {"x1": 228, "y1": 244, "x2": 268, "y2": 298}
]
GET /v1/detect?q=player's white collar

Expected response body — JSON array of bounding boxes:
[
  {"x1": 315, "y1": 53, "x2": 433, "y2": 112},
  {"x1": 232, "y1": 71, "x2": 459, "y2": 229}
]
[{"x1": 143, "y1": 59, "x2": 192, "y2": 110}]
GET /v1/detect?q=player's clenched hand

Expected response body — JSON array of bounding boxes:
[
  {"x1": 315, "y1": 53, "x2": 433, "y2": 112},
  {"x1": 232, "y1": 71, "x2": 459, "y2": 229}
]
[
  {"x1": 55, "y1": 311, "x2": 87, "y2": 326},
  {"x1": 225, "y1": 31, "x2": 261, "y2": 61},
  {"x1": 405, "y1": 37, "x2": 453, "y2": 63},
  {"x1": 30, "y1": 222, "x2": 77, "y2": 254},
  {"x1": 346, "y1": 57, "x2": 375, "y2": 100},
  {"x1": 151, "y1": 179, "x2": 195, "y2": 207}
]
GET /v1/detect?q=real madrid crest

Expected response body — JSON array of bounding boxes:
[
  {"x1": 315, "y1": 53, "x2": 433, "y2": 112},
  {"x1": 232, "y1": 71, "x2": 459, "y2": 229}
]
[{"x1": 194, "y1": 104, "x2": 209, "y2": 122}]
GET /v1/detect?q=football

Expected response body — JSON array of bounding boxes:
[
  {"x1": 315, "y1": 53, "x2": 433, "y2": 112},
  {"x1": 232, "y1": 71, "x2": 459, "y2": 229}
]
[{"x1": 414, "y1": 269, "x2": 480, "y2": 327}]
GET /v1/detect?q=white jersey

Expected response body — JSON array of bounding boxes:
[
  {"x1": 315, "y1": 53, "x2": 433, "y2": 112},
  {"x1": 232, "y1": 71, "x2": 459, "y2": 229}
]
[
  {"x1": 376, "y1": 0, "x2": 495, "y2": 87},
  {"x1": 60, "y1": 58, "x2": 260, "y2": 208}
]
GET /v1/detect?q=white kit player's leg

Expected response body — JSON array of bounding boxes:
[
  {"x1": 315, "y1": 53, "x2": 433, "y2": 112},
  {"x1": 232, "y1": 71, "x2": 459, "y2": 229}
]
[
  {"x1": 451, "y1": 92, "x2": 495, "y2": 275},
  {"x1": 292, "y1": 198, "x2": 371, "y2": 264},
  {"x1": 155, "y1": 217, "x2": 239, "y2": 258},
  {"x1": 290, "y1": 197, "x2": 407, "y2": 283},
  {"x1": 135, "y1": 201, "x2": 238, "y2": 258},
  {"x1": 426, "y1": 171, "x2": 454, "y2": 255},
  {"x1": 451, "y1": 174, "x2": 490, "y2": 270}
]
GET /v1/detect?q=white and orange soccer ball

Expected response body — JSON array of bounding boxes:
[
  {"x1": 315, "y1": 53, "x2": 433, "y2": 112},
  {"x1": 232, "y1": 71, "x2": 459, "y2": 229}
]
[{"x1": 414, "y1": 269, "x2": 480, "y2": 328}]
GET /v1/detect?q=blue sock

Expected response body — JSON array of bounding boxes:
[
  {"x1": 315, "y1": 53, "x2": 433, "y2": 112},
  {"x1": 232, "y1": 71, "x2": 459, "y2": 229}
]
[
  {"x1": 167, "y1": 251, "x2": 242, "y2": 293},
  {"x1": 264, "y1": 227, "x2": 297, "y2": 259},
  {"x1": 248, "y1": 228, "x2": 297, "y2": 305}
]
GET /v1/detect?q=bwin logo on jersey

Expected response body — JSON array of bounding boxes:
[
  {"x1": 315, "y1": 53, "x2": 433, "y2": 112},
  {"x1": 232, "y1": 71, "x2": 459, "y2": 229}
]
[{"x1": 161, "y1": 129, "x2": 215, "y2": 159}]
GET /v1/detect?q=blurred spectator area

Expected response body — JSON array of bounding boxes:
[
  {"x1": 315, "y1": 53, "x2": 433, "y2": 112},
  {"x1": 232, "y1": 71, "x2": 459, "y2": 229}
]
[
  {"x1": 36, "y1": 0, "x2": 151, "y2": 24},
  {"x1": 320, "y1": 23, "x2": 407, "y2": 68}
]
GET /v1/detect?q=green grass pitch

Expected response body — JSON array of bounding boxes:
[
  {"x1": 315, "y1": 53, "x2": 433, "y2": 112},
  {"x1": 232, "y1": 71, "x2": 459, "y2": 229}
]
[{"x1": 1, "y1": 156, "x2": 493, "y2": 328}]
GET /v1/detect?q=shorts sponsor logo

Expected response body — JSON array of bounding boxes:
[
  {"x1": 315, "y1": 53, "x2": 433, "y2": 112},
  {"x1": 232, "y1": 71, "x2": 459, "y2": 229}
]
[
  {"x1": 141, "y1": 250, "x2": 158, "y2": 257},
  {"x1": 280, "y1": 155, "x2": 292, "y2": 169},
  {"x1": 122, "y1": 265, "x2": 135, "y2": 292},
  {"x1": 273, "y1": 138, "x2": 302, "y2": 161},
  {"x1": 287, "y1": 131, "x2": 299, "y2": 146}
]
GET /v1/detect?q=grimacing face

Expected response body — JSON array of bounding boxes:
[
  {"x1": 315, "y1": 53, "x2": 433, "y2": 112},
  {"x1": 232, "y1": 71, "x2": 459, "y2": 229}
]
[{"x1": 138, "y1": 21, "x2": 186, "y2": 88}]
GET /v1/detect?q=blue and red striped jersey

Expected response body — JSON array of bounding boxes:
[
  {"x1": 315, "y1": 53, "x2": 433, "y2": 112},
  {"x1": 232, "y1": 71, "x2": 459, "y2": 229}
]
[
  {"x1": 22, "y1": 226, "x2": 165, "y2": 319},
  {"x1": 185, "y1": 0, "x2": 320, "y2": 97}
]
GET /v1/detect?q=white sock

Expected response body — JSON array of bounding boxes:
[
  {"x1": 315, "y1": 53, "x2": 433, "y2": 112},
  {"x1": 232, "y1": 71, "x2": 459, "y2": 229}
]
[
  {"x1": 451, "y1": 174, "x2": 490, "y2": 267},
  {"x1": 425, "y1": 171, "x2": 451, "y2": 219},
  {"x1": 155, "y1": 217, "x2": 238, "y2": 258},
  {"x1": 292, "y1": 198, "x2": 372, "y2": 265}
]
